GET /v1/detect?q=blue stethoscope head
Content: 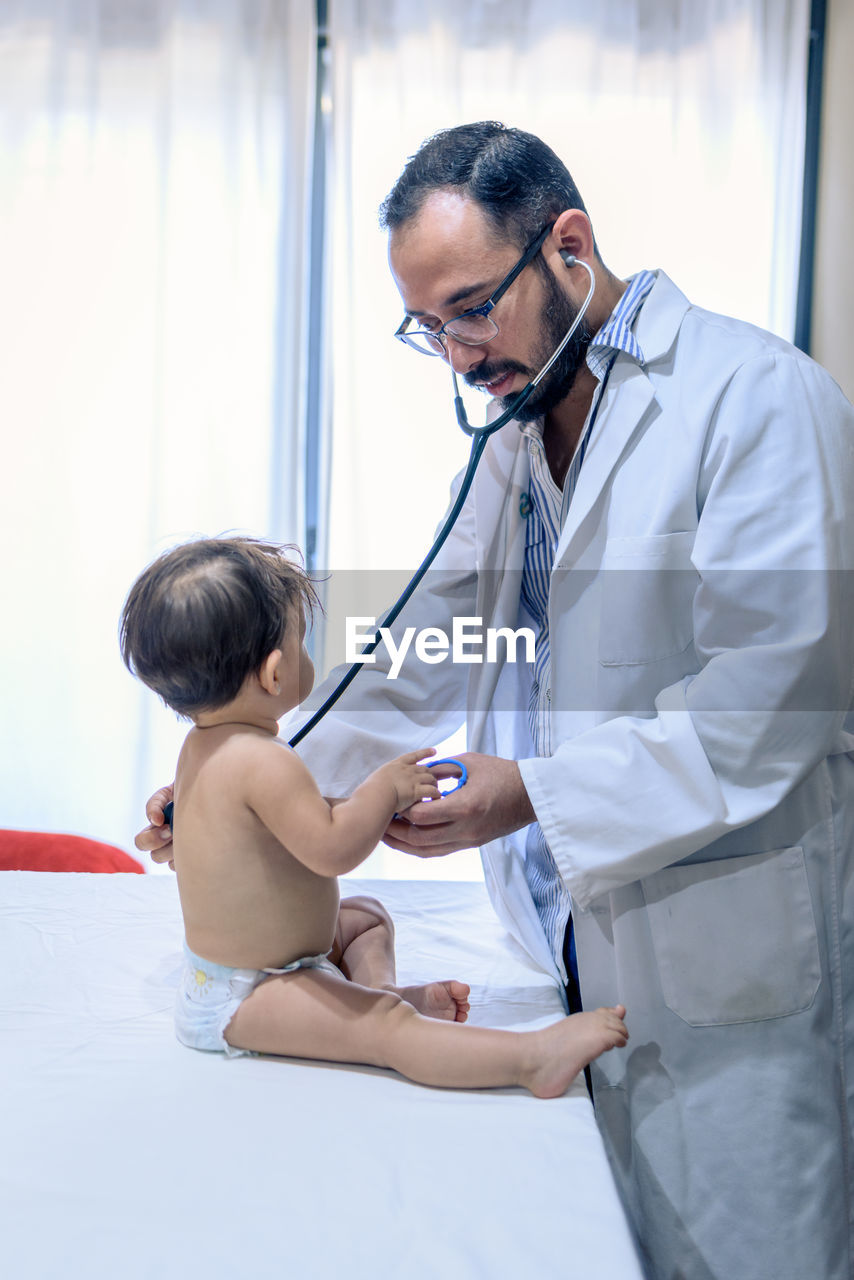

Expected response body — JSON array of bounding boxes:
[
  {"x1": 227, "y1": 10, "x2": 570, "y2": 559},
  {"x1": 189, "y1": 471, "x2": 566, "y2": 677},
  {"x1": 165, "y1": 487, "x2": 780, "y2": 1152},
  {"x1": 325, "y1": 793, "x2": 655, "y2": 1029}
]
[{"x1": 428, "y1": 757, "x2": 468, "y2": 796}]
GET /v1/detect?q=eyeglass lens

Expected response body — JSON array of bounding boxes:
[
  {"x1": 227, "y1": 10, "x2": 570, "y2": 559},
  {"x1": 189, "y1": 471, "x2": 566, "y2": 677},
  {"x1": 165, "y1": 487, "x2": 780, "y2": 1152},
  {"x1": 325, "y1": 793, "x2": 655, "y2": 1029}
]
[
  {"x1": 398, "y1": 223, "x2": 551, "y2": 356},
  {"x1": 406, "y1": 313, "x2": 499, "y2": 354}
]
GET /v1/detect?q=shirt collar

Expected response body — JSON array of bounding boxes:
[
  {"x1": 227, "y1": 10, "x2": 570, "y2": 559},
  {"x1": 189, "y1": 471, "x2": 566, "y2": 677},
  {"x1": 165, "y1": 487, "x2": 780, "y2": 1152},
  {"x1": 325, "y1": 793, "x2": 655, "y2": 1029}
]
[
  {"x1": 586, "y1": 268, "x2": 656, "y2": 379},
  {"x1": 520, "y1": 269, "x2": 656, "y2": 444}
]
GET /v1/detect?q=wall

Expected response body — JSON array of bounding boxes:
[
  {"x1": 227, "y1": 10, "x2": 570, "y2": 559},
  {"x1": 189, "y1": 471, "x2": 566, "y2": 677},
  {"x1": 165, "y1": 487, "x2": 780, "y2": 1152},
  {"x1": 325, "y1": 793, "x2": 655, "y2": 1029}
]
[{"x1": 813, "y1": 0, "x2": 854, "y2": 400}]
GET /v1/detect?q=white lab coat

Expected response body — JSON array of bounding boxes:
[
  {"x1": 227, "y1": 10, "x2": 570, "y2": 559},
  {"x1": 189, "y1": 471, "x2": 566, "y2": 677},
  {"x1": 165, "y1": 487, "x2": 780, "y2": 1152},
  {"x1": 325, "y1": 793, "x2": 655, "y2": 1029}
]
[{"x1": 296, "y1": 271, "x2": 854, "y2": 1280}]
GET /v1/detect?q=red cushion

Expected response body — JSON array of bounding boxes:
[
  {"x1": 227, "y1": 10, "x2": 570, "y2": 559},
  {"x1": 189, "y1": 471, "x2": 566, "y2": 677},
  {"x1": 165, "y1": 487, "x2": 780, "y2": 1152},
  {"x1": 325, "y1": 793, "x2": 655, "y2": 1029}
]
[{"x1": 0, "y1": 829, "x2": 145, "y2": 873}]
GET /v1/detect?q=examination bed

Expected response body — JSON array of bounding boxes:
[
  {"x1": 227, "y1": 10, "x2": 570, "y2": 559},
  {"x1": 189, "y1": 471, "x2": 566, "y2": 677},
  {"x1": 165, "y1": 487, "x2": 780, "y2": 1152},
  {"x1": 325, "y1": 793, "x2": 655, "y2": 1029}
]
[{"x1": 0, "y1": 871, "x2": 643, "y2": 1279}]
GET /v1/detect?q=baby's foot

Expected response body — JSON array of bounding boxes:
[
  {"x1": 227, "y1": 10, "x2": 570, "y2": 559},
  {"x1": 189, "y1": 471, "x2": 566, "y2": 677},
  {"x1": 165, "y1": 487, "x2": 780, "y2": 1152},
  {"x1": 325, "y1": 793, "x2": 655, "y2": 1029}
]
[
  {"x1": 523, "y1": 1005, "x2": 628, "y2": 1099},
  {"x1": 392, "y1": 980, "x2": 471, "y2": 1022}
]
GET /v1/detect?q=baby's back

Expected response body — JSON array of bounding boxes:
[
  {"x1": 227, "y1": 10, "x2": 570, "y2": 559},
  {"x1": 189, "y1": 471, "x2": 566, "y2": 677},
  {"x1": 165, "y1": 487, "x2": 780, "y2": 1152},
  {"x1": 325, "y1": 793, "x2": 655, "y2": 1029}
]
[{"x1": 171, "y1": 725, "x2": 340, "y2": 969}]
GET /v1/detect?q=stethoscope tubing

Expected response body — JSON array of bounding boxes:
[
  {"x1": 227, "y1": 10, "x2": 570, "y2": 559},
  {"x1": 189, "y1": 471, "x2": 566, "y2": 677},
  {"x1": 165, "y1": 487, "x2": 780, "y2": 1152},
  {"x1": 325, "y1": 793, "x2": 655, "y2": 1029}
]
[
  {"x1": 288, "y1": 260, "x2": 596, "y2": 749},
  {"x1": 287, "y1": 426, "x2": 491, "y2": 747}
]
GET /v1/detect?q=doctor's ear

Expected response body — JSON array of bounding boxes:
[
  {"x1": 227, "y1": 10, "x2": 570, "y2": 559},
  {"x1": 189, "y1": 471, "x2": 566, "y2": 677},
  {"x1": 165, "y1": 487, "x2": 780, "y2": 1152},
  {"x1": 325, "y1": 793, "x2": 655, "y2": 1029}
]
[
  {"x1": 258, "y1": 649, "x2": 283, "y2": 696},
  {"x1": 551, "y1": 208, "x2": 594, "y2": 266}
]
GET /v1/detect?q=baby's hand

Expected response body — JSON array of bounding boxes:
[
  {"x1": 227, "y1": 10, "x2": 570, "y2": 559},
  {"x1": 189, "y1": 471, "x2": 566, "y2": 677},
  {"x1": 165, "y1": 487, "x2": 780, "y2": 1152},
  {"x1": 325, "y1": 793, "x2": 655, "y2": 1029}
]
[{"x1": 381, "y1": 749, "x2": 441, "y2": 811}]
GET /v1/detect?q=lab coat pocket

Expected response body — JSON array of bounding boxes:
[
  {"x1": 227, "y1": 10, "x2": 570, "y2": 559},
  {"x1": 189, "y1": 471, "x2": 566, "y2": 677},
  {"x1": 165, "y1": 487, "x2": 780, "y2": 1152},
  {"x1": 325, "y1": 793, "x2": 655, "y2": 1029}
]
[
  {"x1": 599, "y1": 531, "x2": 697, "y2": 665},
  {"x1": 641, "y1": 847, "x2": 821, "y2": 1026}
]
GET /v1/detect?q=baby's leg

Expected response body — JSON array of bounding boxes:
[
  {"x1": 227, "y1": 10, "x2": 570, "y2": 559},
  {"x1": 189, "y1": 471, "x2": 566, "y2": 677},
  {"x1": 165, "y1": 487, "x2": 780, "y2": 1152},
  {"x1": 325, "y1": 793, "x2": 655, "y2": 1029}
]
[
  {"x1": 331, "y1": 895, "x2": 397, "y2": 988},
  {"x1": 333, "y1": 896, "x2": 470, "y2": 1022},
  {"x1": 224, "y1": 967, "x2": 628, "y2": 1097}
]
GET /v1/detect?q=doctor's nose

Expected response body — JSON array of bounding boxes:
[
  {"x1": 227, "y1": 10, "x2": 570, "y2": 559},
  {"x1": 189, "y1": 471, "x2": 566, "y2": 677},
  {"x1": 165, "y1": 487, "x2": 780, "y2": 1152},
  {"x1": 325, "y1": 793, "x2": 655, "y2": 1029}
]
[{"x1": 445, "y1": 334, "x2": 490, "y2": 376}]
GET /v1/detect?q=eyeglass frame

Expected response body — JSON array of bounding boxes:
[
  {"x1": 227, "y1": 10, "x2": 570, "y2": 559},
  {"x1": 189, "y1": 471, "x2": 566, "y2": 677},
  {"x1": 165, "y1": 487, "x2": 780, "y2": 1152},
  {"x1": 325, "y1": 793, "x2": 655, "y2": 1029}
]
[{"x1": 394, "y1": 222, "x2": 554, "y2": 356}]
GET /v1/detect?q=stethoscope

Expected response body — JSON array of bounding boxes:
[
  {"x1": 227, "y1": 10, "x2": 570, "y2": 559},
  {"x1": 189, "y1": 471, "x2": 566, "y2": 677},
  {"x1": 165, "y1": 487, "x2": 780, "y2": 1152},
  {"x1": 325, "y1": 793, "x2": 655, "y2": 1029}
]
[
  {"x1": 286, "y1": 255, "x2": 598, "y2": 792},
  {"x1": 161, "y1": 260, "x2": 596, "y2": 827}
]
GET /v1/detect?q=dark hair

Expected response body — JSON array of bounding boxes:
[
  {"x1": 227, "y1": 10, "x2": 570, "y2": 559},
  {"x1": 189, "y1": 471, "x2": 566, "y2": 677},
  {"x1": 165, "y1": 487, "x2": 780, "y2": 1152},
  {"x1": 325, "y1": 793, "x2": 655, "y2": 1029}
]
[
  {"x1": 379, "y1": 121, "x2": 596, "y2": 253},
  {"x1": 120, "y1": 536, "x2": 320, "y2": 717}
]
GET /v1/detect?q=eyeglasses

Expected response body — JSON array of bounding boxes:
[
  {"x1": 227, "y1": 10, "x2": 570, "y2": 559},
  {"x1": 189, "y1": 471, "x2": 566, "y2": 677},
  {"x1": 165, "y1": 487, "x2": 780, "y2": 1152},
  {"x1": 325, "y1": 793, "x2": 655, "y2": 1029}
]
[{"x1": 394, "y1": 223, "x2": 553, "y2": 357}]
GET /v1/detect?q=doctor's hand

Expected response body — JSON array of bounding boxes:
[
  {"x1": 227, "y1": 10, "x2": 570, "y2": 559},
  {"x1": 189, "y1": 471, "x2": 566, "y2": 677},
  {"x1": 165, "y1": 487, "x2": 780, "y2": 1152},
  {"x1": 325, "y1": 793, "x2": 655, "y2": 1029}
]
[
  {"x1": 382, "y1": 753, "x2": 535, "y2": 858},
  {"x1": 135, "y1": 783, "x2": 175, "y2": 869}
]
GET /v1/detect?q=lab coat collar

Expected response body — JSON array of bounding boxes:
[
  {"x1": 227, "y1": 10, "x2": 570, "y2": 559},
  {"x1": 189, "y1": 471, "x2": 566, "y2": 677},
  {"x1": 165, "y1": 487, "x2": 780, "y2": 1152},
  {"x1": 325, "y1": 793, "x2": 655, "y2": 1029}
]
[
  {"x1": 478, "y1": 270, "x2": 692, "y2": 574},
  {"x1": 630, "y1": 269, "x2": 691, "y2": 365},
  {"x1": 552, "y1": 270, "x2": 691, "y2": 566}
]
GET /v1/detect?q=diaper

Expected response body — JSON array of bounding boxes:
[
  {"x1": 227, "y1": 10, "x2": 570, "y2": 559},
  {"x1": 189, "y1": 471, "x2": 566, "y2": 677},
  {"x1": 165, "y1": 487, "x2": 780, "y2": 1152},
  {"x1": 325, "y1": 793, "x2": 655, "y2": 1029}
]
[{"x1": 175, "y1": 941, "x2": 339, "y2": 1058}]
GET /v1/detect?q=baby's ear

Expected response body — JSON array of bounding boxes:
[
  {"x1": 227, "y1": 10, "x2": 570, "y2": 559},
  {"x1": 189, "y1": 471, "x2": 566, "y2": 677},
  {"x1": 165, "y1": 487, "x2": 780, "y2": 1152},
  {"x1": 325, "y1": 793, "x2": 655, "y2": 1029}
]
[{"x1": 258, "y1": 649, "x2": 283, "y2": 696}]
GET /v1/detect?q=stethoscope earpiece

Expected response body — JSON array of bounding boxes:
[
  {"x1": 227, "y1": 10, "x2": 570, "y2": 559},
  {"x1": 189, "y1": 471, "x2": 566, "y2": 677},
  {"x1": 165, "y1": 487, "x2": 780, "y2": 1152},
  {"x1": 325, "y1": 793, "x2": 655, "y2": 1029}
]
[{"x1": 560, "y1": 249, "x2": 577, "y2": 268}]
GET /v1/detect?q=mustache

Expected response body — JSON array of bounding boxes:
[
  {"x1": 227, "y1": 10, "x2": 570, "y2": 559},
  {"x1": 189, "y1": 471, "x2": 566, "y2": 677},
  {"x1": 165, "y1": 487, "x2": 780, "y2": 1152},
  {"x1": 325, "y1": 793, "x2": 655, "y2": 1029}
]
[{"x1": 463, "y1": 358, "x2": 530, "y2": 389}]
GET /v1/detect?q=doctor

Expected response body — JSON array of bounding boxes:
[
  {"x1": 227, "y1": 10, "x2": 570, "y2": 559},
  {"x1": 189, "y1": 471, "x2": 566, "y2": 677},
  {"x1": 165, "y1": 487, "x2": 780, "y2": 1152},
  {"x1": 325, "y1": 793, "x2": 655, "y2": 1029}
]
[{"x1": 141, "y1": 123, "x2": 854, "y2": 1280}]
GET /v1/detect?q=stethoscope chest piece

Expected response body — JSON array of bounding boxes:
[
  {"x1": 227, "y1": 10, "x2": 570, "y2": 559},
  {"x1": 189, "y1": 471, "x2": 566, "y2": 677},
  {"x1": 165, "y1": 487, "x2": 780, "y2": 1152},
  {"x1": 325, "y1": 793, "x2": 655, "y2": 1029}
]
[{"x1": 428, "y1": 757, "x2": 468, "y2": 797}]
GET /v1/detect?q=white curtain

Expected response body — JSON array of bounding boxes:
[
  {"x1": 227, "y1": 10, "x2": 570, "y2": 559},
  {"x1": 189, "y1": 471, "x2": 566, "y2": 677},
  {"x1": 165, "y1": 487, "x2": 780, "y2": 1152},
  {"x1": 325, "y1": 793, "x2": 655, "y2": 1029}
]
[
  {"x1": 318, "y1": 0, "x2": 809, "y2": 879},
  {"x1": 323, "y1": 0, "x2": 810, "y2": 580},
  {"x1": 0, "y1": 1, "x2": 316, "y2": 856},
  {"x1": 0, "y1": 1, "x2": 811, "y2": 876}
]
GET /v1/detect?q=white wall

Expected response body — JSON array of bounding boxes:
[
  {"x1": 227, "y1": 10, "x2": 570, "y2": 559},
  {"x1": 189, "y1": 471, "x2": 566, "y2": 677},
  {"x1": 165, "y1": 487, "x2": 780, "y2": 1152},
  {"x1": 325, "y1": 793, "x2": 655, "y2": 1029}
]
[{"x1": 813, "y1": 0, "x2": 854, "y2": 401}]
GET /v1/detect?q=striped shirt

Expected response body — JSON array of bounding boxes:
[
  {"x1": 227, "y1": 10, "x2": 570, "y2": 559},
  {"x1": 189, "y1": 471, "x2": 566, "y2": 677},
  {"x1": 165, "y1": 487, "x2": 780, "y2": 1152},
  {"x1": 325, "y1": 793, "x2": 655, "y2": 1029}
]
[{"x1": 520, "y1": 270, "x2": 656, "y2": 979}]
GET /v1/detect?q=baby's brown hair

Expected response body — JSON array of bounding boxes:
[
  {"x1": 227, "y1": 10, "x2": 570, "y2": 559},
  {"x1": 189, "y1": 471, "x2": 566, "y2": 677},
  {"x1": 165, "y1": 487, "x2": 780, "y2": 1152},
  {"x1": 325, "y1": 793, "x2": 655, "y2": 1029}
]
[{"x1": 120, "y1": 536, "x2": 320, "y2": 716}]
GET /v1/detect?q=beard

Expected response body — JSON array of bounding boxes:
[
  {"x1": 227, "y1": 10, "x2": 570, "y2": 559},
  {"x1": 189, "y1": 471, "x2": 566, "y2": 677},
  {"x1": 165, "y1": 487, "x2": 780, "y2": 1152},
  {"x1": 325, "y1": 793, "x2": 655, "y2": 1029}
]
[{"x1": 463, "y1": 267, "x2": 593, "y2": 423}]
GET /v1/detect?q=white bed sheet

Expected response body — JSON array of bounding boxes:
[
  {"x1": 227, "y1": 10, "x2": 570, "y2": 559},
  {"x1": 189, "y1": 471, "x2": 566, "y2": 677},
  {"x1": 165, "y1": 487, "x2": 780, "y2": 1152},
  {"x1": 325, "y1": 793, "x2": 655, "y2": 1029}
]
[{"x1": 0, "y1": 872, "x2": 642, "y2": 1279}]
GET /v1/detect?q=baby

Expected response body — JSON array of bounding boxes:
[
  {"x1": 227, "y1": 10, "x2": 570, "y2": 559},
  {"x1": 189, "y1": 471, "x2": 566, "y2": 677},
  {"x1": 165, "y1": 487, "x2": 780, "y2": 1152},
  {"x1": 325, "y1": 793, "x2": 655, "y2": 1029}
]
[{"x1": 120, "y1": 536, "x2": 627, "y2": 1096}]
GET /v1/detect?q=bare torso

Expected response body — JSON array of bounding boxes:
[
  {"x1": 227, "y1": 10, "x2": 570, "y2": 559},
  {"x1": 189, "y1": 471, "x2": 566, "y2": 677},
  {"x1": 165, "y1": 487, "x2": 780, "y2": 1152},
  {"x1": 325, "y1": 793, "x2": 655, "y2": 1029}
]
[{"x1": 172, "y1": 725, "x2": 340, "y2": 969}]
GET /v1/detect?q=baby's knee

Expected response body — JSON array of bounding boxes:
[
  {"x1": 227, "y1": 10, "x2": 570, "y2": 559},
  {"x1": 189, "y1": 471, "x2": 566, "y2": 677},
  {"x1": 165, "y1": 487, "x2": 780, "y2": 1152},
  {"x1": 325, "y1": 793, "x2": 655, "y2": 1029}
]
[{"x1": 341, "y1": 894, "x2": 395, "y2": 938}]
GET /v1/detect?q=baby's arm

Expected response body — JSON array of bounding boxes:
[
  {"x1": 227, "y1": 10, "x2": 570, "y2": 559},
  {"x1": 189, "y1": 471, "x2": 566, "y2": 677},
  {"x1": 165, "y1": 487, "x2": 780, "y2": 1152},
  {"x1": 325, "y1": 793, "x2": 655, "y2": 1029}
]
[{"x1": 245, "y1": 741, "x2": 440, "y2": 876}]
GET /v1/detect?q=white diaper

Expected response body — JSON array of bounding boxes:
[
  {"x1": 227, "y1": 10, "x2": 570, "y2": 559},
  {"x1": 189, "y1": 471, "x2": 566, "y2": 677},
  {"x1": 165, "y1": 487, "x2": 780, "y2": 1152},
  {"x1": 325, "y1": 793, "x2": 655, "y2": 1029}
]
[{"x1": 175, "y1": 941, "x2": 339, "y2": 1058}]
